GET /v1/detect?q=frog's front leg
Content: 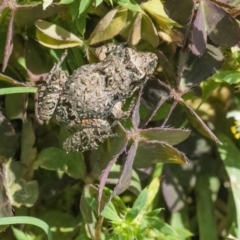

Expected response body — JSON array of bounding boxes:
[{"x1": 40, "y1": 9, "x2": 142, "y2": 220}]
[
  {"x1": 38, "y1": 71, "x2": 68, "y2": 121},
  {"x1": 111, "y1": 98, "x2": 136, "y2": 120},
  {"x1": 63, "y1": 119, "x2": 115, "y2": 152}
]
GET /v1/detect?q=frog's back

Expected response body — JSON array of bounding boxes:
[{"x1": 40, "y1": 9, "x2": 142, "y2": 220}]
[{"x1": 56, "y1": 62, "x2": 118, "y2": 123}]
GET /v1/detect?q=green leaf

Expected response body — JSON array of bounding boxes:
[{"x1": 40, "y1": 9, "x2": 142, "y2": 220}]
[
  {"x1": 96, "y1": 0, "x2": 104, "y2": 6},
  {"x1": 60, "y1": 0, "x2": 74, "y2": 4},
  {"x1": 20, "y1": 121, "x2": 36, "y2": 168},
  {"x1": 88, "y1": 7, "x2": 128, "y2": 45},
  {"x1": 101, "y1": 202, "x2": 123, "y2": 222},
  {"x1": 25, "y1": 39, "x2": 51, "y2": 82},
  {"x1": 79, "y1": 0, "x2": 92, "y2": 15},
  {"x1": 85, "y1": 197, "x2": 98, "y2": 212},
  {"x1": 0, "y1": 87, "x2": 37, "y2": 95},
  {"x1": 12, "y1": 227, "x2": 36, "y2": 240},
  {"x1": 34, "y1": 147, "x2": 86, "y2": 179},
  {"x1": 217, "y1": 133, "x2": 240, "y2": 239},
  {"x1": 141, "y1": 0, "x2": 181, "y2": 30},
  {"x1": 140, "y1": 128, "x2": 190, "y2": 145},
  {"x1": 125, "y1": 187, "x2": 148, "y2": 222},
  {"x1": 134, "y1": 141, "x2": 188, "y2": 168},
  {"x1": 116, "y1": 0, "x2": 142, "y2": 12},
  {"x1": 195, "y1": 174, "x2": 218, "y2": 240},
  {"x1": 144, "y1": 208, "x2": 162, "y2": 217},
  {"x1": 142, "y1": 14, "x2": 159, "y2": 47},
  {"x1": 4, "y1": 160, "x2": 39, "y2": 208},
  {"x1": 132, "y1": 188, "x2": 148, "y2": 210},
  {"x1": 0, "y1": 217, "x2": 52, "y2": 240},
  {"x1": 42, "y1": 0, "x2": 53, "y2": 10},
  {"x1": 147, "y1": 217, "x2": 178, "y2": 236},
  {"x1": 40, "y1": 210, "x2": 80, "y2": 240},
  {"x1": 12, "y1": 180, "x2": 39, "y2": 207},
  {"x1": 125, "y1": 208, "x2": 140, "y2": 222},
  {"x1": 175, "y1": 228, "x2": 194, "y2": 239},
  {"x1": 80, "y1": 187, "x2": 97, "y2": 236},
  {"x1": 0, "y1": 111, "x2": 18, "y2": 159},
  {"x1": 35, "y1": 20, "x2": 83, "y2": 49},
  {"x1": 128, "y1": 13, "x2": 142, "y2": 46},
  {"x1": 14, "y1": 4, "x2": 63, "y2": 27},
  {"x1": 145, "y1": 178, "x2": 160, "y2": 209},
  {"x1": 201, "y1": 79, "x2": 220, "y2": 101},
  {"x1": 213, "y1": 70, "x2": 240, "y2": 84},
  {"x1": 5, "y1": 94, "x2": 27, "y2": 120},
  {"x1": 0, "y1": 74, "x2": 26, "y2": 86},
  {"x1": 164, "y1": 0, "x2": 194, "y2": 26}
]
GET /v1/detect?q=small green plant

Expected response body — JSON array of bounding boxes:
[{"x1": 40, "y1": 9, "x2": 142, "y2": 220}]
[{"x1": 86, "y1": 178, "x2": 193, "y2": 240}]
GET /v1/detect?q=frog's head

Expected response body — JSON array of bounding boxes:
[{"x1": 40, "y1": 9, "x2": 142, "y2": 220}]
[{"x1": 127, "y1": 48, "x2": 158, "y2": 78}]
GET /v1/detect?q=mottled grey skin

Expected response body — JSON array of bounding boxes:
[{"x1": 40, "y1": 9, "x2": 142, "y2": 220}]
[{"x1": 38, "y1": 44, "x2": 158, "y2": 152}]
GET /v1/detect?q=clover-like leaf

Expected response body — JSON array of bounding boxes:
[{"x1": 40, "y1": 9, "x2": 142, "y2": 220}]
[
  {"x1": 111, "y1": 142, "x2": 138, "y2": 199},
  {"x1": 191, "y1": 1, "x2": 207, "y2": 56},
  {"x1": 128, "y1": 13, "x2": 142, "y2": 46},
  {"x1": 25, "y1": 39, "x2": 50, "y2": 82},
  {"x1": 15, "y1": 4, "x2": 63, "y2": 26},
  {"x1": 164, "y1": 0, "x2": 194, "y2": 26},
  {"x1": 134, "y1": 141, "x2": 188, "y2": 168},
  {"x1": 12, "y1": 179, "x2": 39, "y2": 208},
  {"x1": 3, "y1": 160, "x2": 39, "y2": 208},
  {"x1": 88, "y1": 7, "x2": 128, "y2": 45},
  {"x1": 34, "y1": 147, "x2": 86, "y2": 179},
  {"x1": 140, "y1": 128, "x2": 190, "y2": 145},
  {"x1": 132, "y1": 90, "x2": 141, "y2": 128},
  {"x1": 107, "y1": 165, "x2": 142, "y2": 195},
  {"x1": 0, "y1": 111, "x2": 19, "y2": 159},
  {"x1": 5, "y1": 94, "x2": 27, "y2": 121},
  {"x1": 191, "y1": 0, "x2": 240, "y2": 55},
  {"x1": 95, "y1": 126, "x2": 128, "y2": 212},
  {"x1": 179, "y1": 99, "x2": 220, "y2": 143},
  {"x1": 117, "y1": 0, "x2": 142, "y2": 12},
  {"x1": 141, "y1": 0, "x2": 181, "y2": 31},
  {"x1": 181, "y1": 44, "x2": 224, "y2": 91},
  {"x1": 35, "y1": 20, "x2": 83, "y2": 49},
  {"x1": 90, "y1": 125, "x2": 127, "y2": 180},
  {"x1": 142, "y1": 14, "x2": 159, "y2": 47}
]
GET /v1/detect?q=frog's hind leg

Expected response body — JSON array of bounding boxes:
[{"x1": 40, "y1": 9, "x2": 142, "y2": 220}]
[
  {"x1": 63, "y1": 127, "x2": 115, "y2": 152},
  {"x1": 38, "y1": 50, "x2": 68, "y2": 121},
  {"x1": 38, "y1": 71, "x2": 68, "y2": 121},
  {"x1": 63, "y1": 119, "x2": 116, "y2": 152}
]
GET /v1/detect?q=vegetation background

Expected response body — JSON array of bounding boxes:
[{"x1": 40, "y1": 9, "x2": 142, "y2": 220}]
[{"x1": 1, "y1": 0, "x2": 240, "y2": 239}]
